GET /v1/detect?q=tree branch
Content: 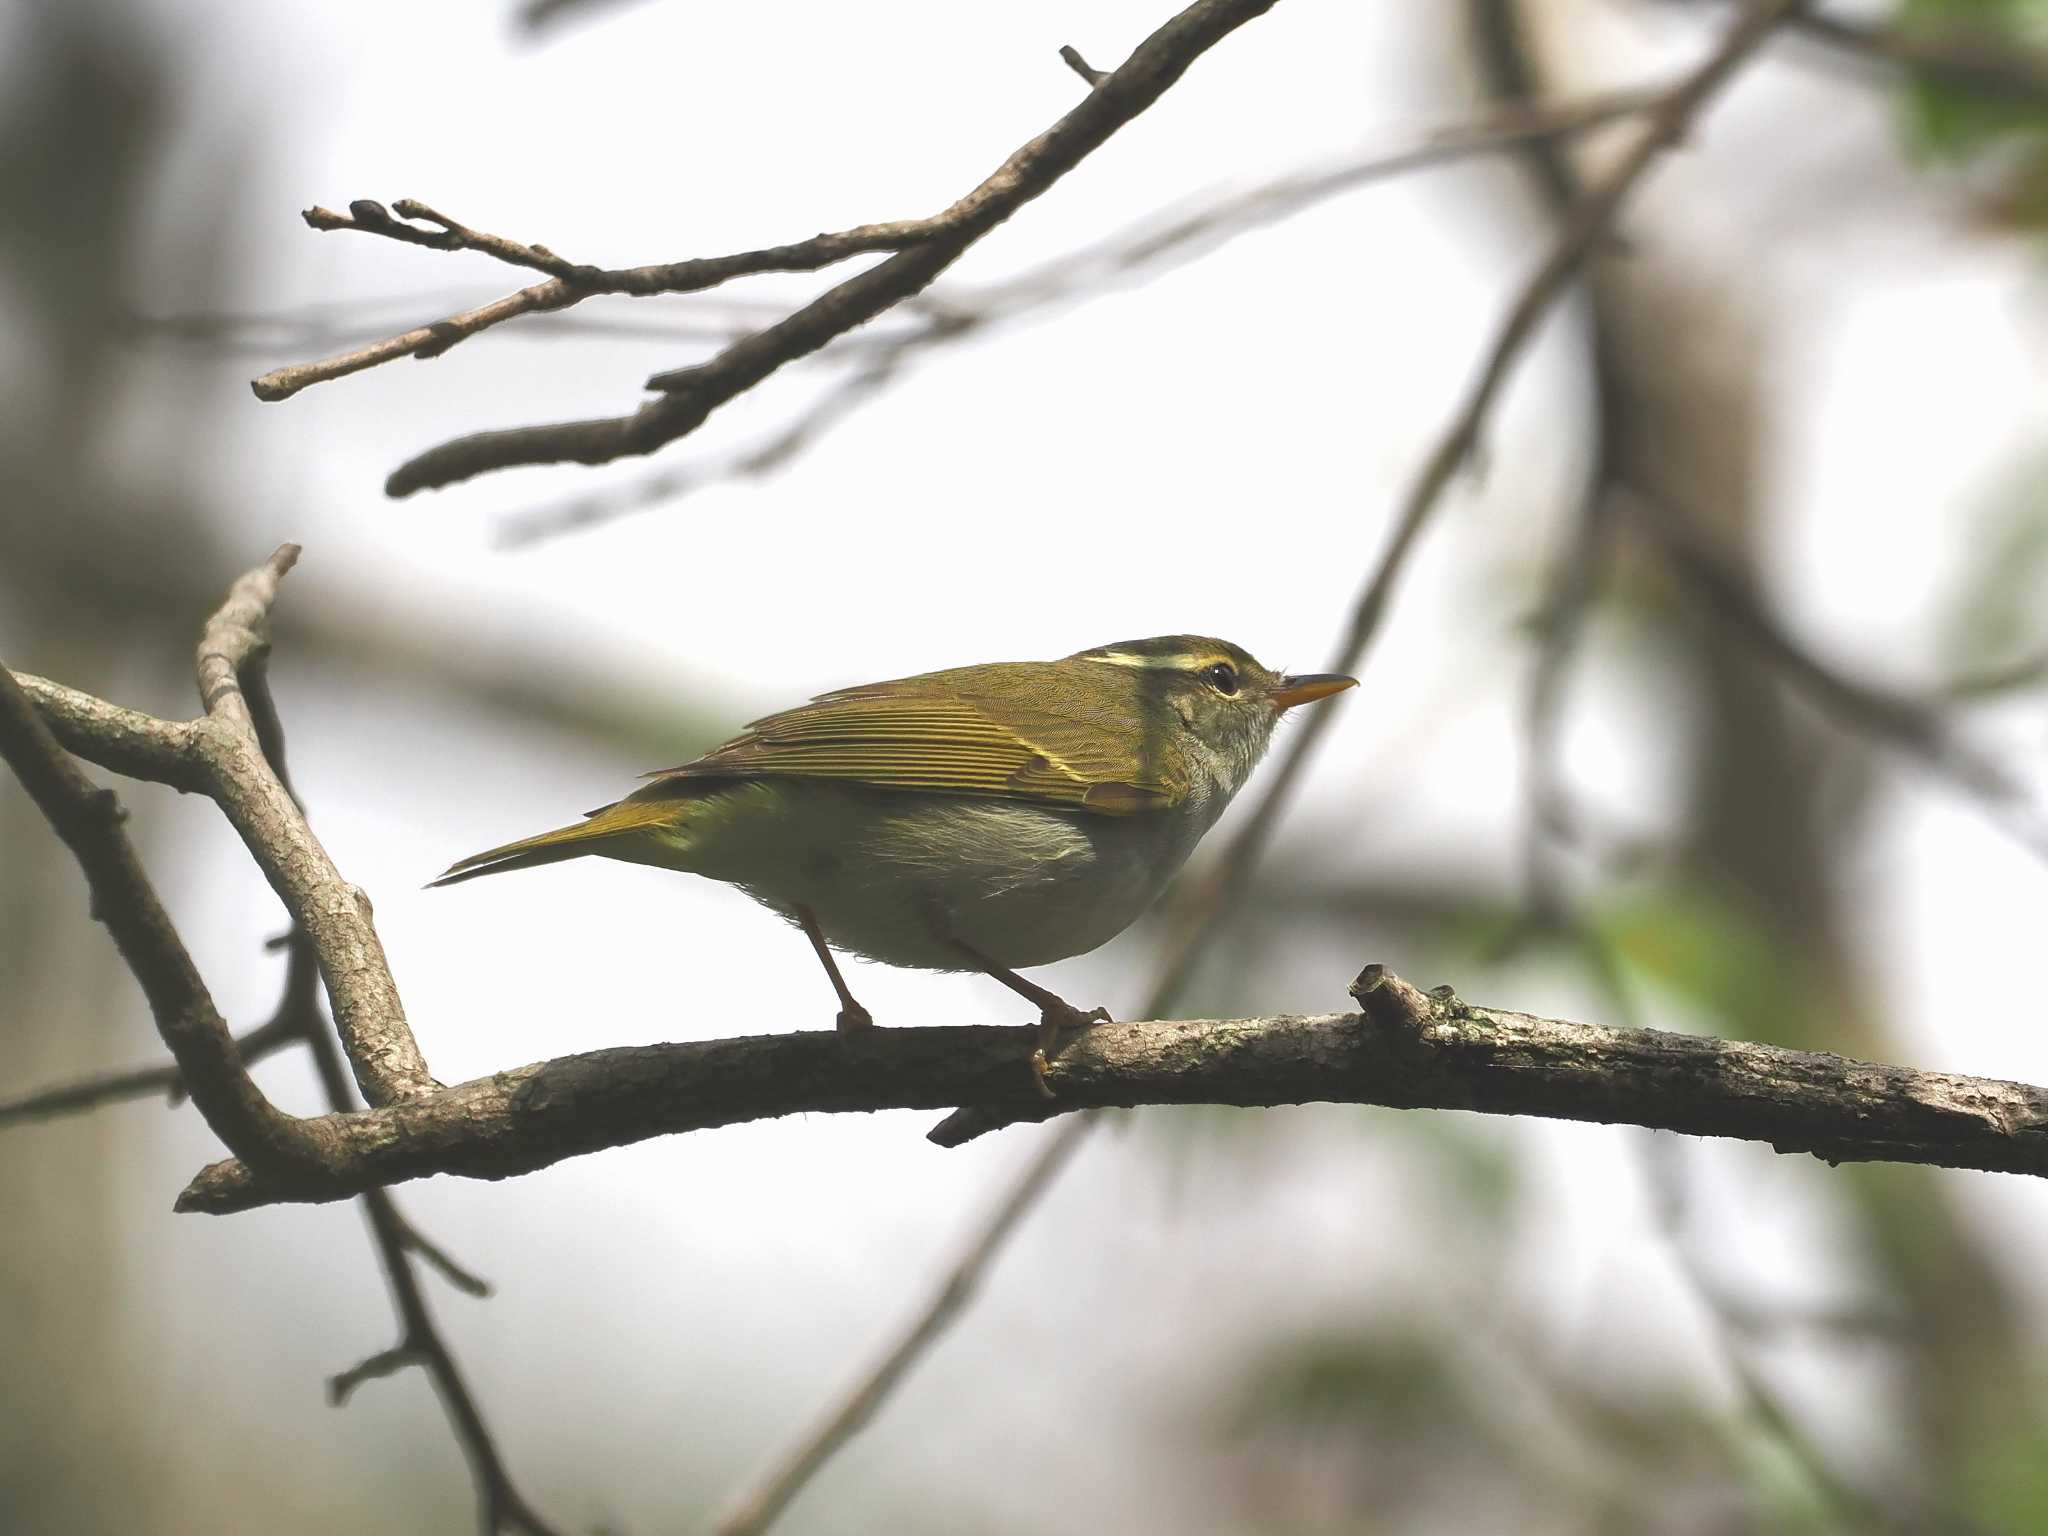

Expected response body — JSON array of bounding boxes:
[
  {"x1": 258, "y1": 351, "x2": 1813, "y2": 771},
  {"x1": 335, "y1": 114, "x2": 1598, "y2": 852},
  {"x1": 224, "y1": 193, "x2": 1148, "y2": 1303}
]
[
  {"x1": 342, "y1": 0, "x2": 1286, "y2": 495},
  {"x1": 0, "y1": 1013, "x2": 301, "y2": 1125},
  {"x1": 1621, "y1": 479, "x2": 2048, "y2": 864},
  {"x1": 19, "y1": 548, "x2": 441, "y2": 1107},
  {"x1": 173, "y1": 965, "x2": 2048, "y2": 1215},
  {"x1": 0, "y1": 667, "x2": 318, "y2": 1171},
  {"x1": 8, "y1": 671, "x2": 206, "y2": 790},
  {"x1": 251, "y1": 206, "x2": 940, "y2": 402}
]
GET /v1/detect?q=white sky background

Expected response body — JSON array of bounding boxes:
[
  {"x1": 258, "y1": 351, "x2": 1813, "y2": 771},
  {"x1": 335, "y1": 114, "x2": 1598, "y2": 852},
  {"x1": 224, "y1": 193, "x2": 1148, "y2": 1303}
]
[{"x1": 16, "y1": 0, "x2": 2048, "y2": 1529}]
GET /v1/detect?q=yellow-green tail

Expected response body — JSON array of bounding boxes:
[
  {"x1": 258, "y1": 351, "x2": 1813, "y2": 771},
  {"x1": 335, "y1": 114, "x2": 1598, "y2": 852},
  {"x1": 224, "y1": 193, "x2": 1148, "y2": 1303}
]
[{"x1": 428, "y1": 797, "x2": 685, "y2": 889}]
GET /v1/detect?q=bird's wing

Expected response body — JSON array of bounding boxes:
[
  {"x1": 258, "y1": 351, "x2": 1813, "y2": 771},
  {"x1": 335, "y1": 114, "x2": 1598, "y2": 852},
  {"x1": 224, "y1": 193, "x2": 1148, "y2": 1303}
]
[{"x1": 633, "y1": 665, "x2": 1187, "y2": 815}]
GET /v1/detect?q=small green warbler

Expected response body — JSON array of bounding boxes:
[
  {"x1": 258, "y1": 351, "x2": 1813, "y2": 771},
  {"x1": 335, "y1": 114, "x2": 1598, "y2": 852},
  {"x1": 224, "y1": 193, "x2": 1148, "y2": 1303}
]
[{"x1": 434, "y1": 636, "x2": 1354, "y2": 1083}]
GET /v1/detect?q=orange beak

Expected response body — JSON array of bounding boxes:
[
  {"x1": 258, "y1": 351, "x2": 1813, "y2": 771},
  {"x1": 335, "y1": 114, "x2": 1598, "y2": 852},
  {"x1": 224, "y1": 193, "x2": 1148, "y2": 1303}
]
[{"x1": 1271, "y1": 673, "x2": 1357, "y2": 710}]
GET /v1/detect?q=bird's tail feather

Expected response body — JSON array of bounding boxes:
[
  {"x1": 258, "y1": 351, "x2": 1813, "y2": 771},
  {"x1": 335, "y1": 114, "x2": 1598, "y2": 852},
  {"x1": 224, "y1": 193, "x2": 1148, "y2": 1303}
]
[{"x1": 428, "y1": 797, "x2": 685, "y2": 889}]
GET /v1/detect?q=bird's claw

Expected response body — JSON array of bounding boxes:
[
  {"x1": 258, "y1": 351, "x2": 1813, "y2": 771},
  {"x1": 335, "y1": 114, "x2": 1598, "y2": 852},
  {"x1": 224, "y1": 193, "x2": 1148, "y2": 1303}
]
[
  {"x1": 1032, "y1": 1002, "x2": 1111, "y2": 1098},
  {"x1": 836, "y1": 1003, "x2": 876, "y2": 1032}
]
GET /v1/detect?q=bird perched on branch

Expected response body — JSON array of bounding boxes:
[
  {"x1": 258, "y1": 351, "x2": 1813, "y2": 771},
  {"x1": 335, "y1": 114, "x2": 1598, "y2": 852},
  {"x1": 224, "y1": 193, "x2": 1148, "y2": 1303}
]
[{"x1": 434, "y1": 636, "x2": 1354, "y2": 1089}]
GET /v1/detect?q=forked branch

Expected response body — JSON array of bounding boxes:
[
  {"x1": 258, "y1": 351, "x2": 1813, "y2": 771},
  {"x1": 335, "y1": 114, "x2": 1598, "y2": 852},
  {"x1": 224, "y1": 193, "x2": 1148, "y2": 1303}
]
[{"x1": 252, "y1": 0, "x2": 1289, "y2": 495}]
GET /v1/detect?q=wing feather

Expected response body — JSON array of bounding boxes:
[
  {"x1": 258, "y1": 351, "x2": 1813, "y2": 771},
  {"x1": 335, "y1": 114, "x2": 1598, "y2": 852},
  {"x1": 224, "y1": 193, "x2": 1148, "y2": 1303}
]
[{"x1": 635, "y1": 663, "x2": 1186, "y2": 814}]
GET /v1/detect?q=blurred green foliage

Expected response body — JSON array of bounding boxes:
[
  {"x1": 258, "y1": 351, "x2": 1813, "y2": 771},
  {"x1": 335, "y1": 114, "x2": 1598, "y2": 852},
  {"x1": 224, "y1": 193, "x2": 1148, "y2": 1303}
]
[
  {"x1": 1939, "y1": 450, "x2": 2048, "y2": 690},
  {"x1": 1903, "y1": 0, "x2": 2048, "y2": 224},
  {"x1": 1593, "y1": 878, "x2": 1830, "y2": 1048}
]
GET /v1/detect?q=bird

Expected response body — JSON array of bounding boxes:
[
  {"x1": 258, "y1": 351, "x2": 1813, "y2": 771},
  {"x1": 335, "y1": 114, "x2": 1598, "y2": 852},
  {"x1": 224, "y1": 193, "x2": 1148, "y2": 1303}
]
[{"x1": 431, "y1": 636, "x2": 1355, "y2": 1087}]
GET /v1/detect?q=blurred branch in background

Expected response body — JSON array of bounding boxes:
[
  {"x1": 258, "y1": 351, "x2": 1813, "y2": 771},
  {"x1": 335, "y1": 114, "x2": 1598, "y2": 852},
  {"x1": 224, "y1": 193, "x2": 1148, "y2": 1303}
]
[
  {"x1": 1474, "y1": 0, "x2": 2048, "y2": 1525},
  {"x1": 1765, "y1": 3, "x2": 2048, "y2": 106},
  {"x1": 1621, "y1": 479, "x2": 2048, "y2": 863}
]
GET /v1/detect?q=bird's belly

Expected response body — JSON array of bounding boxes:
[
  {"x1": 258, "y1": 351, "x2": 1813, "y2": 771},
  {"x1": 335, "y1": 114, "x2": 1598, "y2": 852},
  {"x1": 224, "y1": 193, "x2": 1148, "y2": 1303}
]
[{"x1": 674, "y1": 782, "x2": 1191, "y2": 971}]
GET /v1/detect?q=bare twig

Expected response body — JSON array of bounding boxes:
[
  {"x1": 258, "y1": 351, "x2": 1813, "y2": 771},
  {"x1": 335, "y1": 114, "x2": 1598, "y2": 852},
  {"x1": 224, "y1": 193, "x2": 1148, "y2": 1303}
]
[
  {"x1": 0, "y1": 1013, "x2": 300, "y2": 1125},
  {"x1": 0, "y1": 1058, "x2": 196, "y2": 1123},
  {"x1": 303, "y1": 198, "x2": 604, "y2": 281},
  {"x1": 251, "y1": 215, "x2": 936, "y2": 402},
  {"x1": 319, "y1": 1035, "x2": 555, "y2": 1534},
  {"x1": 21, "y1": 547, "x2": 440, "y2": 1107},
  {"x1": 1059, "y1": 44, "x2": 1109, "y2": 87},
  {"x1": 355, "y1": 0, "x2": 1288, "y2": 494},
  {"x1": 329, "y1": 1343, "x2": 421, "y2": 1404},
  {"x1": 0, "y1": 667, "x2": 316, "y2": 1170},
  {"x1": 9, "y1": 548, "x2": 543, "y2": 1526},
  {"x1": 1621, "y1": 481, "x2": 2048, "y2": 864}
]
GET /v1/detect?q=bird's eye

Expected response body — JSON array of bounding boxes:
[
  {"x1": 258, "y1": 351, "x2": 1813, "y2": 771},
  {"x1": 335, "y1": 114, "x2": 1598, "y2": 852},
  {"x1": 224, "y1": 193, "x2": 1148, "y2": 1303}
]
[{"x1": 1204, "y1": 662, "x2": 1239, "y2": 696}]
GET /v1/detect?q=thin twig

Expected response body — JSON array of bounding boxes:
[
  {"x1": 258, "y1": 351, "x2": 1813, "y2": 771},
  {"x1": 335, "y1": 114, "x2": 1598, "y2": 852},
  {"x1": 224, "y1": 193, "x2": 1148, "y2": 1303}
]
[
  {"x1": 10, "y1": 560, "x2": 541, "y2": 1528},
  {"x1": 367, "y1": 0, "x2": 1288, "y2": 494},
  {"x1": 252, "y1": 215, "x2": 936, "y2": 401},
  {"x1": 20, "y1": 548, "x2": 441, "y2": 1107},
  {"x1": 393, "y1": 1209, "x2": 495, "y2": 1299},
  {"x1": 0, "y1": 1013, "x2": 301, "y2": 1125},
  {"x1": 1058, "y1": 45, "x2": 1108, "y2": 86},
  {"x1": 0, "y1": 667, "x2": 315, "y2": 1170}
]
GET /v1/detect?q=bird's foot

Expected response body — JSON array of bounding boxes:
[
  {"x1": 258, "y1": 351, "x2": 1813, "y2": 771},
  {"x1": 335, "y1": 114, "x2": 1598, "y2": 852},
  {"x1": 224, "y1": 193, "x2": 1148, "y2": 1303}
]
[
  {"x1": 1030, "y1": 1002, "x2": 1112, "y2": 1099},
  {"x1": 836, "y1": 1002, "x2": 876, "y2": 1032}
]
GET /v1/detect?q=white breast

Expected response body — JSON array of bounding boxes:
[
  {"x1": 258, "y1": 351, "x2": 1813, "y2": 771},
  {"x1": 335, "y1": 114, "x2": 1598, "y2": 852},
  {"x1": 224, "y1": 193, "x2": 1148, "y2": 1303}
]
[{"x1": 655, "y1": 781, "x2": 1215, "y2": 971}]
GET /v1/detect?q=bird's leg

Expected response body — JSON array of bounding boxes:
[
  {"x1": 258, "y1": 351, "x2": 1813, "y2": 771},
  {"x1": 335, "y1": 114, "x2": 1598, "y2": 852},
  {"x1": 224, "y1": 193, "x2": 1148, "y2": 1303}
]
[
  {"x1": 950, "y1": 941, "x2": 1110, "y2": 1099},
  {"x1": 796, "y1": 904, "x2": 874, "y2": 1032}
]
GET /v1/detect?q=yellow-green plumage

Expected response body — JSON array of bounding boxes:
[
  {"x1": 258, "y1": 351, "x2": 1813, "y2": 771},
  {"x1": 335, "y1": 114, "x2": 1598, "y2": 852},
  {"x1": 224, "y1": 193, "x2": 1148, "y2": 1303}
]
[{"x1": 432, "y1": 637, "x2": 1354, "y2": 990}]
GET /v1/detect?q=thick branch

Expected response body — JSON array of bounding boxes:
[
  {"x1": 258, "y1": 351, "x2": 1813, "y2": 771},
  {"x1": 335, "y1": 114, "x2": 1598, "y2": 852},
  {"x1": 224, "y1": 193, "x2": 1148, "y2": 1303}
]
[
  {"x1": 176, "y1": 969, "x2": 2048, "y2": 1214},
  {"x1": 374, "y1": 0, "x2": 1285, "y2": 495}
]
